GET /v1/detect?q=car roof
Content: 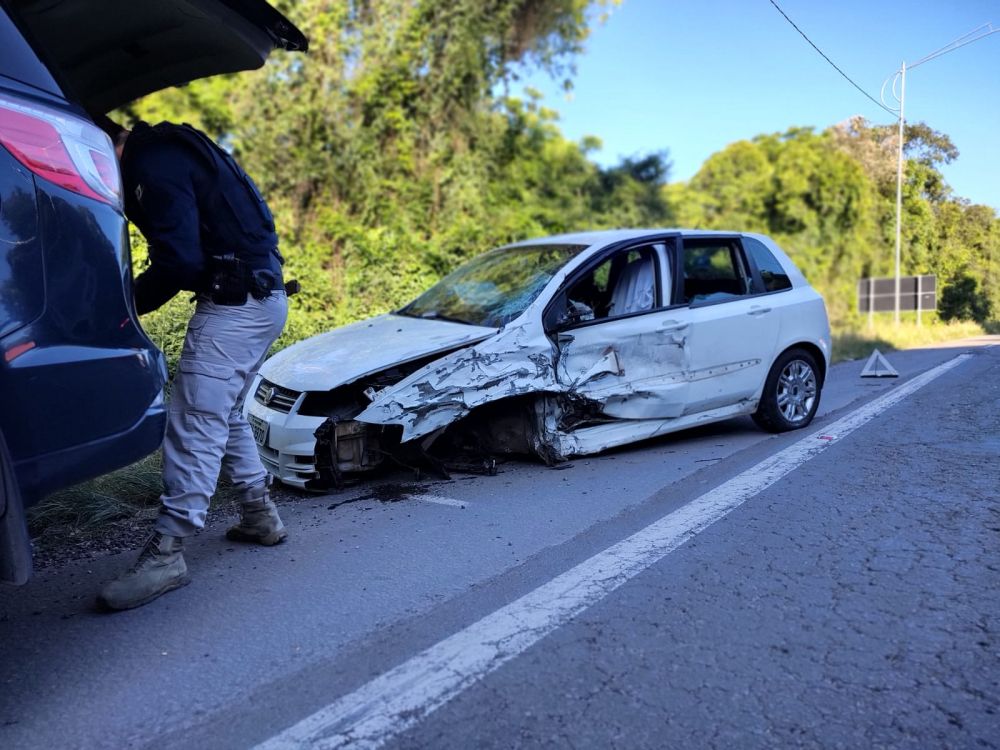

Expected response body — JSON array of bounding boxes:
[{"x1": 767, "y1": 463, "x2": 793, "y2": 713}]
[{"x1": 507, "y1": 228, "x2": 748, "y2": 249}]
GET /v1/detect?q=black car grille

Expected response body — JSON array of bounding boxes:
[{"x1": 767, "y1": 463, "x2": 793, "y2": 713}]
[{"x1": 254, "y1": 379, "x2": 300, "y2": 413}]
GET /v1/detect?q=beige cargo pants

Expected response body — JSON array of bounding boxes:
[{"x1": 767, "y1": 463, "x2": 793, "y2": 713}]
[{"x1": 155, "y1": 292, "x2": 287, "y2": 537}]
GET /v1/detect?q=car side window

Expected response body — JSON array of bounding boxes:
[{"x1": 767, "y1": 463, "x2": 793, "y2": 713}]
[
  {"x1": 680, "y1": 240, "x2": 751, "y2": 305},
  {"x1": 742, "y1": 236, "x2": 792, "y2": 292},
  {"x1": 559, "y1": 245, "x2": 661, "y2": 326}
]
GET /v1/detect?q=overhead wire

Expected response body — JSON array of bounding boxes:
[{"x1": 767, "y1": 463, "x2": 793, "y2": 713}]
[
  {"x1": 910, "y1": 22, "x2": 998, "y2": 69},
  {"x1": 767, "y1": 0, "x2": 896, "y2": 116}
]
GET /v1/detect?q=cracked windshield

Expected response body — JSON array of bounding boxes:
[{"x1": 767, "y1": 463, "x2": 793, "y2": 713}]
[{"x1": 400, "y1": 244, "x2": 585, "y2": 327}]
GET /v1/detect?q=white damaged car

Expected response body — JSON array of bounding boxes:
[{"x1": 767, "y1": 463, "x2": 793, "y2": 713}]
[{"x1": 245, "y1": 229, "x2": 831, "y2": 489}]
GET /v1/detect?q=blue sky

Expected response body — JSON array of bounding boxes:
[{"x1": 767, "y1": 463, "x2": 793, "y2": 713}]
[{"x1": 518, "y1": 0, "x2": 1000, "y2": 210}]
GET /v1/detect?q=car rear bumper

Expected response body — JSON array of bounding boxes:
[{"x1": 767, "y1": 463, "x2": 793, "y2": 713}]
[
  {"x1": 1, "y1": 388, "x2": 165, "y2": 585},
  {"x1": 13, "y1": 389, "x2": 167, "y2": 501}
]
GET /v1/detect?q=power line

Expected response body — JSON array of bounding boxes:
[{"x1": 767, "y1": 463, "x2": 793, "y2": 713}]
[
  {"x1": 910, "y1": 22, "x2": 998, "y2": 69},
  {"x1": 768, "y1": 0, "x2": 896, "y2": 116}
]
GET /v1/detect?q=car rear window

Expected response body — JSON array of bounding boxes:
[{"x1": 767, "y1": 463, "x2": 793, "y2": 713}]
[
  {"x1": 743, "y1": 236, "x2": 792, "y2": 292},
  {"x1": 681, "y1": 240, "x2": 752, "y2": 304},
  {"x1": 0, "y1": 11, "x2": 63, "y2": 97}
]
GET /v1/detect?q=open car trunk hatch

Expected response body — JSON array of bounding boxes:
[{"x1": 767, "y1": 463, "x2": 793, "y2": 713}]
[{"x1": 5, "y1": 0, "x2": 307, "y2": 113}]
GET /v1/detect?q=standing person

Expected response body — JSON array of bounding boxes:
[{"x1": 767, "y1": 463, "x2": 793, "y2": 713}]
[{"x1": 96, "y1": 118, "x2": 289, "y2": 611}]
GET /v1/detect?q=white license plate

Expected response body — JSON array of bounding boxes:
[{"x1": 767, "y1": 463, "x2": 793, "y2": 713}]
[{"x1": 248, "y1": 414, "x2": 269, "y2": 446}]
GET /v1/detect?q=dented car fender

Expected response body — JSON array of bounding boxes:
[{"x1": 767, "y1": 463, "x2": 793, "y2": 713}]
[{"x1": 355, "y1": 322, "x2": 561, "y2": 442}]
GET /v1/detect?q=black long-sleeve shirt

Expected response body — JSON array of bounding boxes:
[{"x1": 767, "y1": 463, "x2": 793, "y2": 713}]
[
  {"x1": 124, "y1": 136, "x2": 206, "y2": 314},
  {"x1": 120, "y1": 122, "x2": 280, "y2": 315}
]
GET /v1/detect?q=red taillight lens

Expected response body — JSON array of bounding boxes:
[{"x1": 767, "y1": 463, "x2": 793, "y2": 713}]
[{"x1": 0, "y1": 93, "x2": 121, "y2": 207}]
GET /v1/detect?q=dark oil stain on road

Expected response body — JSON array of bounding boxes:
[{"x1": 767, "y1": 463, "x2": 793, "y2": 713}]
[{"x1": 327, "y1": 482, "x2": 435, "y2": 511}]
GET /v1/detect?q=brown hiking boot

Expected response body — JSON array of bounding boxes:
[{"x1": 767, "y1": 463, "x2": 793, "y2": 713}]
[
  {"x1": 97, "y1": 533, "x2": 190, "y2": 611},
  {"x1": 226, "y1": 481, "x2": 287, "y2": 546}
]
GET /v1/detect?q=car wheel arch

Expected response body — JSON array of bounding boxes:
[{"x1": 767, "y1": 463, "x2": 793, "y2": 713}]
[
  {"x1": 752, "y1": 345, "x2": 823, "y2": 434},
  {"x1": 775, "y1": 341, "x2": 826, "y2": 386}
]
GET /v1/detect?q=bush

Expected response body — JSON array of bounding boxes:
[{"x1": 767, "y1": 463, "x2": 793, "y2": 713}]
[{"x1": 939, "y1": 274, "x2": 993, "y2": 324}]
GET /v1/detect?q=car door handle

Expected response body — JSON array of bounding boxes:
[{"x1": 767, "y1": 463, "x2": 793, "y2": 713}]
[
  {"x1": 747, "y1": 306, "x2": 772, "y2": 316},
  {"x1": 659, "y1": 319, "x2": 687, "y2": 332}
]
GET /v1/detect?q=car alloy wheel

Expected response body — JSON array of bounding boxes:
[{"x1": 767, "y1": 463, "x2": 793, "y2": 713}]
[
  {"x1": 776, "y1": 359, "x2": 817, "y2": 426},
  {"x1": 752, "y1": 347, "x2": 822, "y2": 433}
]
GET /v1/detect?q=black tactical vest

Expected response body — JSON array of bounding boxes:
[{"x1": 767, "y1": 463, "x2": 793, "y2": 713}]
[{"x1": 135, "y1": 122, "x2": 282, "y2": 273}]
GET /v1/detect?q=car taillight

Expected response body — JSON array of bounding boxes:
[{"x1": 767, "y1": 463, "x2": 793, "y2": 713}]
[{"x1": 0, "y1": 93, "x2": 121, "y2": 207}]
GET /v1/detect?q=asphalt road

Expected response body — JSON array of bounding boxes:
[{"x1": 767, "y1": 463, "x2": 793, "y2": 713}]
[{"x1": 1, "y1": 337, "x2": 997, "y2": 749}]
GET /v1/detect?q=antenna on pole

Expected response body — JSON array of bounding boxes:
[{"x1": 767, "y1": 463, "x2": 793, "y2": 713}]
[{"x1": 879, "y1": 22, "x2": 999, "y2": 327}]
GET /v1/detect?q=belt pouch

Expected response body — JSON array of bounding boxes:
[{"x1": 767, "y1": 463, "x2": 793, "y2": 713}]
[{"x1": 208, "y1": 255, "x2": 250, "y2": 305}]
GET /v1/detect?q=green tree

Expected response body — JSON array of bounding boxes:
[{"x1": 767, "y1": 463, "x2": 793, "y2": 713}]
[
  {"x1": 669, "y1": 128, "x2": 877, "y2": 318},
  {"x1": 827, "y1": 116, "x2": 1000, "y2": 321},
  {"x1": 122, "y1": 0, "x2": 676, "y2": 363},
  {"x1": 939, "y1": 274, "x2": 993, "y2": 323},
  {"x1": 673, "y1": 116, "x2": 998, "y2": 325},
  {"x1": 118, "y1": 1, "x2": 997, "y2": 358}
]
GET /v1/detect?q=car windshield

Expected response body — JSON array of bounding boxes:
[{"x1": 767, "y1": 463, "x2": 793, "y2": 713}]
[{"x1": 399, "y1": 244, "x2": 586, "y2": 328}]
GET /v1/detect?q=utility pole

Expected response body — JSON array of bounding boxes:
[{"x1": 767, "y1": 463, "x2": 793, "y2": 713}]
[
  {"x1": 881, "y1": 22, "x2": 999, "y2": 326},
  {"x1": 892, "y1": 62, "x2": 905, "y2": 326}
]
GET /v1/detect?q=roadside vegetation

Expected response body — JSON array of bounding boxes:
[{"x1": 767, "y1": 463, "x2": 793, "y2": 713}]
[
  {"x1": 29, "y1": 0, "x2": 999, "y2": 547},
  {"x1": 831, "y1": 317, "x2": 987, "y2": 362}
]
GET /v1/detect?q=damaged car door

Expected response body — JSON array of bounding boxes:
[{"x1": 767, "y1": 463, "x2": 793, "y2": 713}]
[{"x1": 547, "y1": 239, "x2": 692, "y2": 420}]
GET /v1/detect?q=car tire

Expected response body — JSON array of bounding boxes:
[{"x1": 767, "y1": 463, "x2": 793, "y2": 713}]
[
  {"x1": 1, "y1": 429, "x2": 33, "y2": 585},
  {"x1": 752, "y1": 348, "x2": 822, "y2": 433}
]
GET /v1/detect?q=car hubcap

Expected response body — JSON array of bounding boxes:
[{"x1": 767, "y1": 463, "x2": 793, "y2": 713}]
[{"x1": 776, "y1": 360, "x2": 817, "y2": 424}]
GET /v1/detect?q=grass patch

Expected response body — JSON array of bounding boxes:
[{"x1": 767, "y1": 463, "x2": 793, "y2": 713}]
[
  {"x1": 832, "y1": 315, "x2": 985, "y2": 362},
  {"x1": 27, "y1": 450, "x2": 243, "y2": 554},
  {"x1": 28, "y1": 452, "x2": 164, "y2": 538}
]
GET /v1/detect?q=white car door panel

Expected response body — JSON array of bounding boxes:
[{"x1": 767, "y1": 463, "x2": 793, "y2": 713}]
[
  {"x1": 677, "y1": 237, "x2": 781, "y2": 414},
  {"x1": 684, "y1": 297, "x2": 779, "y2": 413}
]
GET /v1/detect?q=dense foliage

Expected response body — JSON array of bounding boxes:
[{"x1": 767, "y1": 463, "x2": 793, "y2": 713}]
[
  {"x1": 670, "y1": 118, "x2": 1000, "y2": 323},
  {"x1": 118, "y1": 0, "x2": 998, "y2": 370}
]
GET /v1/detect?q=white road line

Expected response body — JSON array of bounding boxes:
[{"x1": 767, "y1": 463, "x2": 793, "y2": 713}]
[
  {"x1": 257, "y1": 354, "x2": 970, "y2": 750},
  {"x1": 414, "y1": 494, "x2": 469, "y2": 509}
]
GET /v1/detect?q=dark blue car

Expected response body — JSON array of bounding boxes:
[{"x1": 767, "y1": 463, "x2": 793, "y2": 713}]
[{"x1": 0, "y1": 0, "x2": 306, "y2": 584}]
